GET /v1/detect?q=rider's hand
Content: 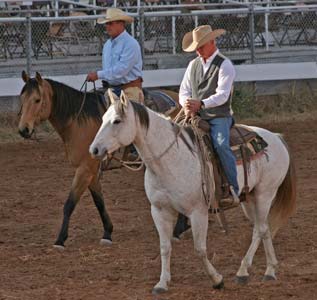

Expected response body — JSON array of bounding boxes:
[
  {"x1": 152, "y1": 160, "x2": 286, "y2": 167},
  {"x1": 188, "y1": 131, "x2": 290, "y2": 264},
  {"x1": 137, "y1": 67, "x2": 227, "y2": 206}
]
[
  {"x1": 87, "y1": 72, "x2": 98, "y2": 82},
  {"x1": 185, "y1": 98, "x2": 201, "y2": 114}
]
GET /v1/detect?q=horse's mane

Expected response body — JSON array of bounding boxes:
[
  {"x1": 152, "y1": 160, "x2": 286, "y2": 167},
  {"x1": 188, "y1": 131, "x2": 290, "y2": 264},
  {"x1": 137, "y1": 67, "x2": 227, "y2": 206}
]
[
  {"x1": 45, "y1": 79, "x2": 106, "y2": 125},
  {"x1": 115, "y1": 100, "x2": 150, "y2": 131},
  {"x1": 130, "y1": 101, "x2": 150, "y2": 130},
  {"x1": 121, "y1": 100, "x2": 196, "y2": 152}
]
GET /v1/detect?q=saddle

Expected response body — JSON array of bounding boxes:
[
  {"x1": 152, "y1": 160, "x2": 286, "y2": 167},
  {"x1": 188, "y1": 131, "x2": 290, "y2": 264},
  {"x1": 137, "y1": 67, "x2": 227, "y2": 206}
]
[
  {"x1": 198, "y1": 119, "x2": 267, "y2": 162},
  {"x1": 143, "y1": 88, "x2": 178, "y2": 116},
  {"x1": 91, "y1": 87, "x2": 178, "y2": 117},
  {"x1": 179, "y1": 115, "x2": 268, "y2": 209}
]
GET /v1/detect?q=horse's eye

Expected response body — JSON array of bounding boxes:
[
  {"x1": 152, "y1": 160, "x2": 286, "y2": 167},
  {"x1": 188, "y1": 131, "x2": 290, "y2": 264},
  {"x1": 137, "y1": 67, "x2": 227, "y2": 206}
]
[
  {"x1": 35, "y1": 99, "x2": 41, "y2": 103},
  {"x1": 113, "y1": 119, "x2": 121, "y2": 125}
]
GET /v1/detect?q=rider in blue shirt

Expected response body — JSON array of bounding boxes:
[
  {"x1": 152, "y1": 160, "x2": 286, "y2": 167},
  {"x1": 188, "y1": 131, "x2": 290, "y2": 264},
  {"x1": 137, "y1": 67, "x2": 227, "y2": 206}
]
[{"x1": 87, "y1": 8, "x2": 144, "y2": 103}]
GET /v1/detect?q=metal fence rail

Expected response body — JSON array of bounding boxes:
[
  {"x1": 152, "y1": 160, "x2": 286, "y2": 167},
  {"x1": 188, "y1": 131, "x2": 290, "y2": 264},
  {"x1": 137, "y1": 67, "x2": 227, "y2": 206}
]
[{"x1": 0, "y1": 1, "x2": 316, "y2": 77}]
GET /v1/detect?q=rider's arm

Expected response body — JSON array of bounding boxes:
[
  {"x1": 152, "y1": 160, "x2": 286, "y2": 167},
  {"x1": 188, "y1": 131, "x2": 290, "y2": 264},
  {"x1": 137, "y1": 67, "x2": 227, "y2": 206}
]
[{"x1": 179, "y1": 60, "x2": 194, "y2": 107}]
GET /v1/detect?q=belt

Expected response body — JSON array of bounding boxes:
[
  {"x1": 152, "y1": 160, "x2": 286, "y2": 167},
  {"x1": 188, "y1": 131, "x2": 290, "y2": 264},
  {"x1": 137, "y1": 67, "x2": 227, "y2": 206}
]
[{"x1": 102, "y1": 77, "x2": 143, "y2": 90}]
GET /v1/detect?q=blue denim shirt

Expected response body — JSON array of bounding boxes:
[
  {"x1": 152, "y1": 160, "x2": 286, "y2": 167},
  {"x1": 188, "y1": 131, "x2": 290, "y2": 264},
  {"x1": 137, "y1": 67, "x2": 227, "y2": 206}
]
[{"x1": 97, "y1": 30, "x2": 143, "y2": 86}]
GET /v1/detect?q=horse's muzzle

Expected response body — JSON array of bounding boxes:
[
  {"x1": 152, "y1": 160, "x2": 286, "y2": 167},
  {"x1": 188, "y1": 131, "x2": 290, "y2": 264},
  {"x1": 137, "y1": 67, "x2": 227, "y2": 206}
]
[
  {"x1": 90, "y1": 146, "x2": 107, "y2": 160},
  {"x1": 19, "y1": 127, "x2": 34, "y2": 139}
]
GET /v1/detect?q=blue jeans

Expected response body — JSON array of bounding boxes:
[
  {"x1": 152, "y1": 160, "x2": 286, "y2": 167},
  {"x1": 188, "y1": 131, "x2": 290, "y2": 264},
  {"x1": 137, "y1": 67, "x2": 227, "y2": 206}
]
[{"x1": 208, "y1": 117, "x2": 239, "y2": 195}]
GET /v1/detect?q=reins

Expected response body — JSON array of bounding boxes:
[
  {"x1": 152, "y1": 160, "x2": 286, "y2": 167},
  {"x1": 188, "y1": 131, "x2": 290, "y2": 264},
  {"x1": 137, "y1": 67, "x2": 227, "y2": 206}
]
[{"x1": 75, "y1": 79, "x2": 97, "y2": 121}]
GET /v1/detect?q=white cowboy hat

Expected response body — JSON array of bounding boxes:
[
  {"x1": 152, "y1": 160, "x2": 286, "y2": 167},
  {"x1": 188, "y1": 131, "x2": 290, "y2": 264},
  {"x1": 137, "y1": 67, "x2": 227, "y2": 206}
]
[
  {"x1": 97, "y1": 8, "x2": 134, "y2": 24},
  {"x1": 182, "y1": 25, "x2": 225, "y2": 52}
]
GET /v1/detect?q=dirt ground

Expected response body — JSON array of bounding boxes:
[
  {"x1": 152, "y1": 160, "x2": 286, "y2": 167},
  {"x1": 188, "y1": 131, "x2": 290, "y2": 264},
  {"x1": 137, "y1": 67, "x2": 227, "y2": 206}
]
[{"x1": 0, "y1": 117, "x2": 316, "y2": 300}]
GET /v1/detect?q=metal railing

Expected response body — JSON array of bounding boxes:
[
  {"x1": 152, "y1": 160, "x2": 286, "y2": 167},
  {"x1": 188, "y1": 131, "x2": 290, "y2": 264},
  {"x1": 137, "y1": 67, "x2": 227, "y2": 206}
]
[{"x1": 0, "y1": 1, "x2": 316, "y2": 76}]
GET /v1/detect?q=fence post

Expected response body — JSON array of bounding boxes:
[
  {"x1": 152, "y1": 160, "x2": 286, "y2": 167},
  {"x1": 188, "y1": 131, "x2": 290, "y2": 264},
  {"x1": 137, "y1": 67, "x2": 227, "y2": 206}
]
[
  {"x1": 55, "y1": 0, "x2": 59, "y2": 18},
  {"x1": 249, "y1": 2, "x2": 255, "y2": 64},
  {"x1": 139, "y1": 7, "x2": 145, "y2": 59},
  {"x1": 172, "y1": 16, "x2": 176, "y2": 55},
  {"x1": 26, "y1": 14, "x2": 32, "y2": 75},
  {"x1": 194, "y1": 15, "x2": 198, "y2": 27}
]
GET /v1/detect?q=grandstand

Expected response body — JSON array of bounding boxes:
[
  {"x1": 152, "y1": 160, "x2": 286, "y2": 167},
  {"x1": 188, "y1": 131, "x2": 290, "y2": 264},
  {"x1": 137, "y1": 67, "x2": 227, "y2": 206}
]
[{"x1": 0, "y1": 0, "x2": 316, "y2": 95}]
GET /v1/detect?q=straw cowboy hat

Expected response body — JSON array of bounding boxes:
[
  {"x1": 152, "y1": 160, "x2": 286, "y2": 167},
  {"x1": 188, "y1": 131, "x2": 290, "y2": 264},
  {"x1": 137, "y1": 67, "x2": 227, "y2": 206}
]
[
  {"x1": 182, "y1": 25, "x2": 225, "y2": 52},
  {"x1": 97, "y1": 8, "x2": 134, "y2": 24}
]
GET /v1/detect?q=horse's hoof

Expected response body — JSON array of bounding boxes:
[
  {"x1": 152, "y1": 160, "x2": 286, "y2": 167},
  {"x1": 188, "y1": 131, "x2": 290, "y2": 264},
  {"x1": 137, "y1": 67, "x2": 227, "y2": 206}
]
[
  {"x1": 213, "y1": 280, "x2": 224, "y2": 290},
  {"x1": 152, "y1": 287, "x2": 168, "y2": 295},
  {"x1": 53, "y1": 244, "x2": 65, "y2": 251},
  {"x1": 236, "y1": 276, "x2": 249, "y2": 285},
  {"x1": 100, "y1": 239, "x2": 112, "y2": 246},
  {"x1": 262, "y1": 275, "x2": 276, "y2": 282}
]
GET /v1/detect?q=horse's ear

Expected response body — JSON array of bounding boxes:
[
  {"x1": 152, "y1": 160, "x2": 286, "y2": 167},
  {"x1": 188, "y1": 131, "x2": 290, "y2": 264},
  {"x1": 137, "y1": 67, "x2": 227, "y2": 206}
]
[
  {"x1": 35, "y1": 72, "x2": 43, "y2": 85},
  {"x1": 22, "y1": 70, "x2": 30, "y2": 83},
  {"x1": 120, "y1": 91, "x2": 129, "y2": 107},
  {"x1": 107, "y1": 89, "x2": 118, "y2": 104}
]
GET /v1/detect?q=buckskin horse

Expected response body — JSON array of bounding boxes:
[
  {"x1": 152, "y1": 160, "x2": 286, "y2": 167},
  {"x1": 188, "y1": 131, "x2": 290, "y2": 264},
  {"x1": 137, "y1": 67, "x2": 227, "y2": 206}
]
[
  {"x1": 18, "y1": 71, "x2": 180, "y2": 249},
  {"x1": 89, "y1": 93, "x2": 296, "y2": 294}
]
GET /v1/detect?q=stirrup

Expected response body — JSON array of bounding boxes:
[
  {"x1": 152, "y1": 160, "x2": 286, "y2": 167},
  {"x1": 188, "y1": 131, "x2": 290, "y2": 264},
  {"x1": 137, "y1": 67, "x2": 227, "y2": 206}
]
[{"x1": 219, "y1": 186, "x2": 240, "y2": 207}]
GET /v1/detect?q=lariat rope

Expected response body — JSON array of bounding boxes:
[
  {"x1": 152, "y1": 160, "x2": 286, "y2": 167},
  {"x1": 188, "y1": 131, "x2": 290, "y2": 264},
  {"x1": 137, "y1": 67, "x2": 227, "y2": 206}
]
[
  {"x1": 174, "y1": 108, "x2": 214, "y2": 208},
  {"x1": 102, "y1": 153, "x2": 144, "y2": 172}
]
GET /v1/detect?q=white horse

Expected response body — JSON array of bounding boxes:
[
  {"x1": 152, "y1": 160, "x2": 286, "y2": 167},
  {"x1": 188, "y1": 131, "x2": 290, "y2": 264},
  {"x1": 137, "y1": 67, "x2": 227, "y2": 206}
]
[{"x1": 89, "y1": 93, "x2": 296, "y2": 294}]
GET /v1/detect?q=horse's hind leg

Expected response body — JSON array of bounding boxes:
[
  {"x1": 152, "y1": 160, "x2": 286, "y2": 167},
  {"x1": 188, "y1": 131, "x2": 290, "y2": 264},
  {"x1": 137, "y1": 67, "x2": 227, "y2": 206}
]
[
  {"x1": 236, "y1": 201, "x2": 260, "y2": 284},
  {"x1": 236, "y1": 192, "x2": 278, "y2": 283},
  {"x1": 54, "y1": 165, "x2": 93, "y2": 249},
  {"x1": 190, "y1": 209, "x2": 224, "y2": 289},
  {"x1": 256, "y1": 191, "x2": 278, "y2": 281},
  {"x1": 89, "y1": 176, "x2": 113, "y2": 245},
  {"x1": 151, "y1": 205, "x2": 175, "y2": 294}
]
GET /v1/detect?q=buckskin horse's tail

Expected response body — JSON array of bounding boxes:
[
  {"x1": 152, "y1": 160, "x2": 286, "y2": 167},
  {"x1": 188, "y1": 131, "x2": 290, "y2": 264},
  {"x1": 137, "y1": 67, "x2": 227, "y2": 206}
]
[{"x1": 269, "y1": 135, "x2": 297, "y2": 238}]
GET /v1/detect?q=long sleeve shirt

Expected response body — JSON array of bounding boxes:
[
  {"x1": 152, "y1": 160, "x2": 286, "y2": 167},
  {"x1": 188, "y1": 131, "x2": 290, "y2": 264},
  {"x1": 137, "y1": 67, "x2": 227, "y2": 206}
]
[
  {"x1": 97, "y1": 30, "x2": 143, "y2": 86},
  {"x1": 179, "y1": 49, "x2": 236, "y2": 108}
]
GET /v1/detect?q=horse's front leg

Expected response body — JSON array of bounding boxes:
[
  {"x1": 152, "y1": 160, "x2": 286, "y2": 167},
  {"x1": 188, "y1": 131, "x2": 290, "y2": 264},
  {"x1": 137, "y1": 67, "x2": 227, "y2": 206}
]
[
  {"x1": 54, "y1": 165, "x2": 93, "y2": 249},
  {"x1": 89, "y1": 176, "x2": 113, "y2": 245},
  {"x1": 151, "y1": 205, "x2": 175, "y2": 295},
  {"x1": 190, "y1": 209, "x2": 224, "y2": 289}
]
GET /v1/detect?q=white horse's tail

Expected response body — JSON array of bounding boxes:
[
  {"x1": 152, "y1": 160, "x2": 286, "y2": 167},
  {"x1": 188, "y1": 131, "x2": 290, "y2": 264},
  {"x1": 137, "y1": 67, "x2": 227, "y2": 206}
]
[{"x1": 269, "y1": 135, "x2": 297, "y2": 238}]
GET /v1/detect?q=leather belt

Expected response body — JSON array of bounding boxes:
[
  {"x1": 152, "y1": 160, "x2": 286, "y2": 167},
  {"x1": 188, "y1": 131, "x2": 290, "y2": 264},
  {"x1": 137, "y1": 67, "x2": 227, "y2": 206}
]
[{"x1": 102, "y1": 77, "x2": 143, "y2": 90}]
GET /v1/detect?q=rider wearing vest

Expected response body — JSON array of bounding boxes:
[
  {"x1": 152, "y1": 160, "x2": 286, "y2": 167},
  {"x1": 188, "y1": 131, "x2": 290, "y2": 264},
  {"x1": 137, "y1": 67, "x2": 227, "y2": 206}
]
[
  {"x1": 179, "y1": 25, "x2": 240, "y2": 204},
  {"x1": 87, "y1": 8, "x2": 144, "y2": 103}
]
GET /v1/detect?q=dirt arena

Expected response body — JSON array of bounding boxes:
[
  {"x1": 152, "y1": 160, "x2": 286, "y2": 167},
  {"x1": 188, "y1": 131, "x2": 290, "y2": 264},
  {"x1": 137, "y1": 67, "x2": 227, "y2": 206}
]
[{"x1": 0, "y1": 117, "x2": 316, "y2": 300}]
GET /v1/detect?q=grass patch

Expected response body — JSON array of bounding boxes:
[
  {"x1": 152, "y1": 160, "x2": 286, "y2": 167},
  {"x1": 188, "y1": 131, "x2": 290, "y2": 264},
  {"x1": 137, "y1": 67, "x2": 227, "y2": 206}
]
[
  {"x1": 0, "y1": 112, "x2": 56, "y2": 143},
  {"x1": 232, "y1": 82, "x2": 317, "y2": 122}
]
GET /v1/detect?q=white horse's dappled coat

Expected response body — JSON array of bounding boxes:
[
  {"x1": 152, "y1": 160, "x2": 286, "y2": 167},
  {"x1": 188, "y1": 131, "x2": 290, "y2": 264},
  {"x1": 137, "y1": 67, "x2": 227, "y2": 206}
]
[{"x1": 89, "y1": 93, "x2": 296, "y2": 294}]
